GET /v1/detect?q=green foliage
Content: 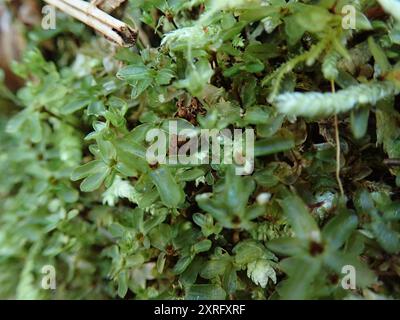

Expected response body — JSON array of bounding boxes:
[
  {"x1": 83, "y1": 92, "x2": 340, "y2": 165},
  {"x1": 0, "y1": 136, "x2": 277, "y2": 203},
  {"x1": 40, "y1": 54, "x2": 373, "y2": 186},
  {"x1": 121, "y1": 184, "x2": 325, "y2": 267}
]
[
  {"x1": 1, "y1": 0, "x2": 400, "y2": 300},
  {"x1": 275, "y1": 81, "x2": 399, "y2": 117}
]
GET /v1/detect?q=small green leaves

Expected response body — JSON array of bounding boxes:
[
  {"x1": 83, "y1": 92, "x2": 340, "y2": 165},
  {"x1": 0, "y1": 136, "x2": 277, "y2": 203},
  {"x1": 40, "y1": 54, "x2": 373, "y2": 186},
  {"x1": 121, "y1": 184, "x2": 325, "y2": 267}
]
[
  {"x1": 350, "y1": 107, "x2": 369, "y2": 139},
  {"x1": 196, "y1": 167, "x2": 261, "y2": 229},
  {"x1": 200, "y1": 259, "x2": 229, "y2": 279},
  {"x1": 117, "y1": 65, "x2": 151, "y2": 82},
  {"x1": 117, "y1": 50, "x2": 176, "y2": 99},
  {"x1": 368, "y1": 37, "x2": 391, "y2": 75},
  {"x1": 254, "y1": 136, "x2": 295, "y2": 156},
  {"x1": 80, "y1": 169, "x2": 110, "y2": 192},
  {"x1": 117, "y1": 271, "x2": 129, "y2": 298},
  {"x1": 266, "y1": 237, "x2": 305, "y2": 256},
  {"x1": 322, "y1": 50, "x2": 340, "y2": 81},
  {"x1": 279, "y1": 195, "x2": 319, "y2": 241},
  {"x1": 292, "y1": 4, "x2": 332, "y2": 33},
  {"x1": 71, "y1": 160, "x2": 105, "y2": 181},
  {"x1": 173, "y1": 256, "x2": 193, "y2": 275},
  {"x1": 355, "y1": 190, "x2": 400, "y2": 254},
  {"x1": 193, "y1": 213, "x2": 222, "y2": 237},
  {"x1": 247, "y1": 259, "x2": 276, "y2": 288},
  {"x1": 266, "y1": 192, "x2": 374, "y2": 298},
  {"x1": 62, "y1": 98, "x2": 92, "y2": 115},
  {"x1": 322, "y1": 210, "x2": 358, "y2": 251},
  {"x1": 192, "y1": 239, "x2": 212, "y2": 254},
  {"x1": 185, "y1": 284, "x2": 226, "y2": 300},
  {"x1": 71, "y1": 160, "x2": 110, "y2": 192},
  {"x1": 150, "y1": 167, "x2": 184, "y2": 208},
  {"x1": 232, "y1": 240, "x2": 277, "y2": 289},
  {"x1": 6, "y1": 110, "x2": 43, "y2": 143},
  {"x1": 175, "y1": 58, "x2": 214, "y2": 96},
  {"x1": 233, "y1": 240, "x2": 267, "y2": 265},
  {"x1": 277, "y1": 256, "x2": 321, "y2": 300},
  {"x1": 2, "y1": 0, "x2": 400, "y2": 301},
  {"x1": 376, "y1": 99, "x2": 400, "y2": 171},
  {"x1": 102, "y1": 176, "x2": 139, "y2": 206},
  {"x1": 370, "y1": 221, "x2": 400, "y2": 254},
  {"x1": 28, "y1": 112, "x2": 43, "y2": 143}
]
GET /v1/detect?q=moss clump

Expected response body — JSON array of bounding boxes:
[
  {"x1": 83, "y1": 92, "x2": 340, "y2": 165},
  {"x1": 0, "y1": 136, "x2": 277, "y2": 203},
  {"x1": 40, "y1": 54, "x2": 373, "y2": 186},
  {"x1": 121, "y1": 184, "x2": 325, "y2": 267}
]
[{"x1": 1, "y1": 0, "x2": 400, "y2": 300}]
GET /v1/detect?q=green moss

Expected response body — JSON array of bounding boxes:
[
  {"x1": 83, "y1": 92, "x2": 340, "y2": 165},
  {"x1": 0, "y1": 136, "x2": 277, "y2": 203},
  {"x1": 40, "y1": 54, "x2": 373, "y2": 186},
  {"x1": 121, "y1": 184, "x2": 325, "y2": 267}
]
[{"x1": 1, "y1": 0, "x2": 400, "y2": 300}]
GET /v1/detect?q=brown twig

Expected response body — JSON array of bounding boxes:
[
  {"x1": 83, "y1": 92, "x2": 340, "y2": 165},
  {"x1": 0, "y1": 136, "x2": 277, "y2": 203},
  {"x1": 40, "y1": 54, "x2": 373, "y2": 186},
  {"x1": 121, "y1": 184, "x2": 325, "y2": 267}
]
[
  {"x1": 331, "y1": 80, "x2": 344, "y2": 197},
  {"x1": 43, "y1": 0, "x2": 137, "y2": 46}
]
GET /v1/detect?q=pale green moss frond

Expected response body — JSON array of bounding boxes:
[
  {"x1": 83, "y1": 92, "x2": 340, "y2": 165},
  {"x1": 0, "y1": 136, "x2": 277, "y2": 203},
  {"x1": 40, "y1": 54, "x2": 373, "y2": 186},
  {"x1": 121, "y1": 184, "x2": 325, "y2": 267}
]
[{"x1": 275, "y1": 81, "x2": 399, "y2": 117}]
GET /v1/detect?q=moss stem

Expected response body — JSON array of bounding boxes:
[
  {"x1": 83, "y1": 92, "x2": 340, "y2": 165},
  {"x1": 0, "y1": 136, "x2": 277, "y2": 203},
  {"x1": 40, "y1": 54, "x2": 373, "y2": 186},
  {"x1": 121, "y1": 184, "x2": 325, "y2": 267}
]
[{"x1": 331, "y1": 80, "x2": 344, "y2": 197}]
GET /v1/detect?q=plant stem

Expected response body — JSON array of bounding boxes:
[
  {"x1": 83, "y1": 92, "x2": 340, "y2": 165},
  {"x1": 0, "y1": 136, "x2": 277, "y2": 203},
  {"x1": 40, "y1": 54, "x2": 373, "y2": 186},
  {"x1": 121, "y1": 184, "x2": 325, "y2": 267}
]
[
  {"x1": 331, "y1": 80, "x2": 344, "y2": 197},
  {"x1": 43, "y1": 0, "x2": 137, "y2": 46}
]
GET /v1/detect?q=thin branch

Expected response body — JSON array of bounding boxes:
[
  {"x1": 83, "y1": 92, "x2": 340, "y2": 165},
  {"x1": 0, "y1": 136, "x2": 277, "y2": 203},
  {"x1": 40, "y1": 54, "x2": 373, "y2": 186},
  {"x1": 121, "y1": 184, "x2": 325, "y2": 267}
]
[
  {"x1": 331, "y1": 80, "x2": 344, "y2": 197},
  {"x1": 43, "y1": 0, "x2": 137, "y2": 46},
  {"x1": 60, "y1": 0, "x2": 126, "y2": 29}
]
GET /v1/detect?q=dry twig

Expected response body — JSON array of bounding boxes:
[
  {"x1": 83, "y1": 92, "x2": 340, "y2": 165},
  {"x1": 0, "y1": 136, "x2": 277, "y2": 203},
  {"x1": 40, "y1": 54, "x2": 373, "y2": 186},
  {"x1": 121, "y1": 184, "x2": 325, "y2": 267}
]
[{"x1": 43, "y1": 0, "x2": 136, "y2": 46}]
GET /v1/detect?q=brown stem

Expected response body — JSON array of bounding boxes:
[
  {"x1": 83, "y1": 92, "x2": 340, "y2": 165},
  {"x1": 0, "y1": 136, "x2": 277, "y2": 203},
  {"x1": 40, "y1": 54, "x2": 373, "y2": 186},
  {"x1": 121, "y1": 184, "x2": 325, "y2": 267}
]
[{"x1": 43, "y1": 0, "x2": 137, "y2": 46}]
